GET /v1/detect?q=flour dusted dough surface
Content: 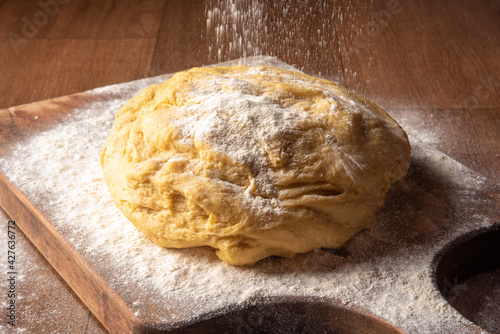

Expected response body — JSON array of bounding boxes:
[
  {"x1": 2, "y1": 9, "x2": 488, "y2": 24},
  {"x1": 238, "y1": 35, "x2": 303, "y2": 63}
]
[{"x1": 100, "y1": 65, "x2": 410, "y2": 265}]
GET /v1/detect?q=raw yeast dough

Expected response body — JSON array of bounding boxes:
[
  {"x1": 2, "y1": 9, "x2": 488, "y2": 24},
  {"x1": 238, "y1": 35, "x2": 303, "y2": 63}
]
[{"x1": 100, "y1": 65, "x2": 411, "y2": 265}]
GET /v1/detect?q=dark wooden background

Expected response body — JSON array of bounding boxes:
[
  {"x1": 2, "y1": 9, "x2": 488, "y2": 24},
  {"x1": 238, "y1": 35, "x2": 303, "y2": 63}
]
[{"x1": 0, "y1": 0, "x2": 499, "y2": 332}]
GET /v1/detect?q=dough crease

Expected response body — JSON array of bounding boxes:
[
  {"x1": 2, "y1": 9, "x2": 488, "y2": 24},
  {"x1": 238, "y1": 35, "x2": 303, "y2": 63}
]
[{"x1": 101, "y1": 65, "x2": 411, "y2": 265}]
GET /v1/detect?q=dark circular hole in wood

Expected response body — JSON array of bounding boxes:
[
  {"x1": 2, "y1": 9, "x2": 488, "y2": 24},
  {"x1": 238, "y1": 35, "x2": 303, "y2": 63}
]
[
  {"x1": 433, "y1": 224, "x2": 500, "y2": 332},
  {"x1": 181, "y1": 296, "x2": 404, "y2": 334}
]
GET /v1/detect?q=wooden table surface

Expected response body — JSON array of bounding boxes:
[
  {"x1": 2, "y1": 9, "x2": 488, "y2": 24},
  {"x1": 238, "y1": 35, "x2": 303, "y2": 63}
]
[{"x1": 0, "y1": 0, "x2": 499, "y2": 333}]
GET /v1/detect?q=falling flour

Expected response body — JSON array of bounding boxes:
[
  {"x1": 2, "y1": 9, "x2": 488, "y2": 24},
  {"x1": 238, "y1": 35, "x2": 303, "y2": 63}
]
[
  {"x1": 205, "y1": 0, "x2": 338, "y2": 79},
  {"x1": 0, "y1": 58, "x2": 496, "y2": 333}
]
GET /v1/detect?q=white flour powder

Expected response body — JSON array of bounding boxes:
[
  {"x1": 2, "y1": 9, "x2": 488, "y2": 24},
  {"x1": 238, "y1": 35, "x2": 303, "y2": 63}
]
[
  {"x1": 0, "y1": 60, "x2": 495, "y2": 333},
  {"x1": 205, "y1": 0, "x2": 338, "y2": 79}
]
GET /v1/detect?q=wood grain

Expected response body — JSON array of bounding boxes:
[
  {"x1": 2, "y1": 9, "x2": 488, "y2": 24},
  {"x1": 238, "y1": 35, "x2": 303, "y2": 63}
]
[
  {"x1": 0, "y1": 0, "x2": 166, "y2": 39},
  {"x1": 149, "y1": 0, "x2": 209, "y2": 75},
  {"x1": 0, "y1": 91, "x2": 177, "y2": 332},
  {"x1": 428, "y1": 109, "x2": 500, "y2": 181},
  {"x1": 0, "y1": 0, "x2": 499, "y2": 332},
  {"x1": 0, "y1": 0, "x2": 165, "y2": 109},
  {"x1": 0, "y1": 171, "x2": 146, "y2": 334},
  {"x1": 0, "y1": 38, "x2": 157, "y2": 109},
  {"x1": 0, "y1": 207, "x2": 106, "y2": 333},
  {"x1": 0, "y1": 56, "x2": 497, "y2": 334},
  {"x1": 334, "y1": 0, "x2": 500, "y2": 109},
  {"x1": 387, "y1": 108, "x2": 500, "y2": 182},
  {"x1": 150, "y1": 0, "x2": 345, "y2": 82}
]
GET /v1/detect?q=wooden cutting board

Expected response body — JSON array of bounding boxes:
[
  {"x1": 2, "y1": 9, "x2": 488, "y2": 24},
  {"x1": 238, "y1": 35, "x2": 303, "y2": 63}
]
[{"x1": 0, "y1": 56, "x2": 498, "y2": 334}]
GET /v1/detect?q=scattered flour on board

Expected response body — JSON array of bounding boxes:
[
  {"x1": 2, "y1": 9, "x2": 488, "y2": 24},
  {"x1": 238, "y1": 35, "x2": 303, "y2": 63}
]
[
  {"x1": 0, "y1": 208, "x2": 97, "y2": 334},
  {"x1": 0, "y1": 62, "x2": 495, "y2": 333}
]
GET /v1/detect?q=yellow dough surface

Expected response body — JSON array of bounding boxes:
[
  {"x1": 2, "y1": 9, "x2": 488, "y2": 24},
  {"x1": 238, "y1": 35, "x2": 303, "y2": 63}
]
[{"x1": 100, "y1": 65, "x2": 411, "y2": 265}]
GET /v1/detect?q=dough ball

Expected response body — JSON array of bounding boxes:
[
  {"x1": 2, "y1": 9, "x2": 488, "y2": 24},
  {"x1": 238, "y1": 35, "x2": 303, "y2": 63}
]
[{"x1": 100, "y1": 65, "x2": 410, "y2": 265}]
